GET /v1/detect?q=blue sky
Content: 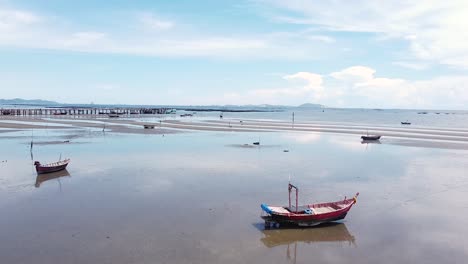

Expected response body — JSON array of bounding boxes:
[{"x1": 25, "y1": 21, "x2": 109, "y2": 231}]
[{"x1": 1, "y1": 0, "x2": 468, "y2": 109}]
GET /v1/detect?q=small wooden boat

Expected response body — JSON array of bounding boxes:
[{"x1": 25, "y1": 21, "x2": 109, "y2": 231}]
[
  {"x1": 34, "y1": 159, "x2": 70, "y2": 174},
  {"x1": 361, "y1": 135, "x2": 381, "y2": 140},
  {"x1": 401, "y1": 121, "x2": 411, "y2": 125},
  {"x1": 261, "y1": 183, "x2": 359, "y2": 228}
]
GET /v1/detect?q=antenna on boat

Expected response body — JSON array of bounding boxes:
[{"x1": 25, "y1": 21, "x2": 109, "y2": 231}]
[
  {"x1": 58, "y1": 153, "x2": 62, "y2": 161},
  {"x1": 30, "y1": 128, "x2": 34, "y2": 152}
]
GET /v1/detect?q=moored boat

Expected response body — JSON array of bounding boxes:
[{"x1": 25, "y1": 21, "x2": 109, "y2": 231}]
[
  {"x1": 261, "y1": 183, "x2": 359, "y2": 228},
  {"x1": 401, "y1": 121, "x2": 411, "y2": 125},
  {"x1": 34, "y1": 159, "x2": 70, "y2": 174},
  {"x1": 361, "y1": 135, "x2": 381, "y2": 140},
  {"x1": 108, "y1": 114, "x2": 120, "y2": 118}
]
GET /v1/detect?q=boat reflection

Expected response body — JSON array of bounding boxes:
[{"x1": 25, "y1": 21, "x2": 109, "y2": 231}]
[
  {"x1": 35, "y1": 169, "x2": 71, "y2": 188},
  {"x1": 361, "y1": 139, "x2": 381, "y2": 144},
  {"x1": 261, "y1": 223, "x2": 356, "y2": 263},
  {"x1": 260, "y1": 223, "x2": 355, "y2": 248}
]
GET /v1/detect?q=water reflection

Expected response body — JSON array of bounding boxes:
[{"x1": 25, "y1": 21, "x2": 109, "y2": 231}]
[
  {"x1": 361, "y1": 139, "x2": 381, "y2": 145},
  {"x1": 261, "y1": 223, "x2": 356, "y2": 263},
  {"x1": 35, "y1": 169, "x2": 71, "y2": 188},
  {"x1": 260, "y1": 223, "x2": 355, "y2": 248}
]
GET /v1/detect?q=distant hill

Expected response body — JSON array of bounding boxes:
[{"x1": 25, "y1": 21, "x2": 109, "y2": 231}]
[
  {"x1": 0, "y1": 98, "x2": 60, "y2": 105},
  {"x1": 297, "y1": 103, "x2": 324, "y2": 108}
]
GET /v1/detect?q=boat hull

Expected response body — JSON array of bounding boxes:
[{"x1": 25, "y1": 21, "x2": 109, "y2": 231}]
[
  {"x1": 361, "y1": 135, "x2": 381, "y2": 140},
  {"x1": 35, "y1": 163, "x2": 69, "y2": 174},
  {"x1": 262, "y1": 209, "x2": 349, "y2": 226},
  {"x1": 34, "y1": 159, "x2": 70, "y2": 174}
]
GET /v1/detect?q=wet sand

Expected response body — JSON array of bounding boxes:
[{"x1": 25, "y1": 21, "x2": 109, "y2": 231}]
[
  {"x1": 1, "y1": 126, "x2": 468, "y2": 263},
  {"x1": 2, "y1": 115, "x2": 468, "y2": 149}
]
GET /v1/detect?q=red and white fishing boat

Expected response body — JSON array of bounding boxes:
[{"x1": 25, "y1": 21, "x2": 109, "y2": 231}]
[
  {"x1": 34, "y1": 159, "x2": 70, "y2": 174},
  {"x1": 261, "y1": 183, "x2": 359, "y2": 228}
]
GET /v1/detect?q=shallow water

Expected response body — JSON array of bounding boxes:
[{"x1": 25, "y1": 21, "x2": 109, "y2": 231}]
[{"x1": 1, "y1": 129, "x2": 468, "y2": 263}]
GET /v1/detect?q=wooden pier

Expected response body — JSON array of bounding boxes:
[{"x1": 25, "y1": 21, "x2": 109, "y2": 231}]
[{"x1": 0, "y1": 107, "x2": 170, "y2": 116}]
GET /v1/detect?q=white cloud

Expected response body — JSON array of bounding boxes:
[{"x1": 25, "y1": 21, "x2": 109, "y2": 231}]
[
  {"x1": 0, "y1": 9, "x2": 40, "y2": 29},
  {"x1": 139, "y1": 13, "x2": 174, "y2": 30},
  {"x1": 243, "y1": 72, "x2": 324, "y2": 104},
  {"x1": 306, "y1": 35, "x2": 335, "y2": 43},
  {"x1": 392, "y1": 61, "x2": 429, "y2": 70},
  {"x1": 262, "y1": 0, "x2": 468, "y2": 68},
  {"x1": 283, "y1": 72, "x2": 322, "y2": 87},
  {"x1": 0, "y1": 6, "x2": 338, "y2": 60},
  {"x1": 330, "y1": 66, "x2": 375, "y2": 82},
  {"x1": 203, "y1": 66, "x2": 468, "y2": 109}
]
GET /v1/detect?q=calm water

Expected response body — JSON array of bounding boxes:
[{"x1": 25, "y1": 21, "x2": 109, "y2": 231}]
[{"x1": 1, "y1": 128, "x2": 468, "y2": 263}]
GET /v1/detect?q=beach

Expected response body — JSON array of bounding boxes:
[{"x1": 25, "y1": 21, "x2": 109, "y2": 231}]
[{"x1": 1, "y1": 111, "x2": 468, "y2": 263}]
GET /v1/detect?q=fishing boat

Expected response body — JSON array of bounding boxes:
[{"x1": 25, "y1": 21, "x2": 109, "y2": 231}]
[
  {"x1": 261, "y1": 183, "x2": 359, "y2": 228},
  {"x1": 401, "y1": 121, "x2": 411, "y2": 125},
  {"x1": 34, "y1": 159, "x2": 70, "y2": 174},
  {"x1": 361, "y1": 135, "x2": 381, "y2": 140}
]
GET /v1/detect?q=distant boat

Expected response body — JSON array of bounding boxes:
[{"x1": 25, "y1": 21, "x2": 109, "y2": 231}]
[
  {"x1": 180, "y1": 114, "x2": 193, "y2": 117},
  {"x1": 361, "y1": 135, "x2": 381, "y2": 140},
  {"x1": 108, "y1": 114, "x2": 120, "y2": 118},
  {"x1": 34, "y1": 159, "x2": 70, "y2": 174},
  {"x1": 401, "y1": 121, "x2": 411, "y2": 125},
  {"x1": 253, "y1": 142, "x2": 260, "y2": 145},
  {"x1": 143, "y1": 124, "x2": 155, "y2": 129},
  {"x1": 261, "y1": 183, "x2": 359, "y2": 228}
]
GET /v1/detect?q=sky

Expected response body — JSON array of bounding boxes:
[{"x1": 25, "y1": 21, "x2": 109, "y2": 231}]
[{"x1": 1, "y1": 0, "x2": 468, "y2": 109}]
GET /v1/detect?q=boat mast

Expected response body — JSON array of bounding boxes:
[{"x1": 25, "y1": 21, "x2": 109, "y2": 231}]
[{"x1": 288, "y1": 183, "x2": 299, "y2": 213}]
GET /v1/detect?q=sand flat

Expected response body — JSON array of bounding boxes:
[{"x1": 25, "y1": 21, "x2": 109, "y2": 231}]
[{"x1": 1, "y1": 129, "x2": 468, "y2": 264}]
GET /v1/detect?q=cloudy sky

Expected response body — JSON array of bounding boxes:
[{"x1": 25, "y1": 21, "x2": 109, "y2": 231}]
[{"x1": 1, "y1": 0, "x2": 468, "y2": 109}]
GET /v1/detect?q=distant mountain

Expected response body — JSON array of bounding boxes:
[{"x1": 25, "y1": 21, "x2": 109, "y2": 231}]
[
  {"x1": 0, "y1": 98, "x2": 60, "y2": 105},
  {"x1": 297, "y1": 103, "x2": 324, "y2": 108}
]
